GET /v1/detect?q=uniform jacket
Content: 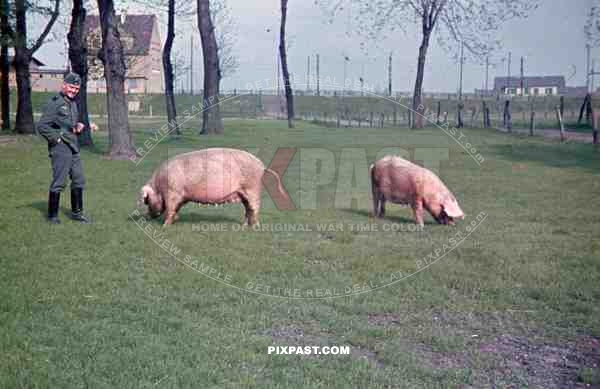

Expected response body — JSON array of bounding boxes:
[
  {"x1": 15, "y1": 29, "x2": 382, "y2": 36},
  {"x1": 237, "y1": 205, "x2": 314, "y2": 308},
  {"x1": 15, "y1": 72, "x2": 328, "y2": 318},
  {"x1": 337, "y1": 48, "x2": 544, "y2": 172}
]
[{"x1": 37, "y1": 92, "x2": 80, "y2": 153}]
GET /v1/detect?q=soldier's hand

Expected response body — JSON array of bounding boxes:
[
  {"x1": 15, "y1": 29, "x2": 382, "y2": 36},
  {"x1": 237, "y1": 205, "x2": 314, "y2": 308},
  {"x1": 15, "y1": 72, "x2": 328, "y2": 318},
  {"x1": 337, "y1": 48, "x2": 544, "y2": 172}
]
[{"x1": 74, "y1": 122, "x2": 85, "y2": 134}]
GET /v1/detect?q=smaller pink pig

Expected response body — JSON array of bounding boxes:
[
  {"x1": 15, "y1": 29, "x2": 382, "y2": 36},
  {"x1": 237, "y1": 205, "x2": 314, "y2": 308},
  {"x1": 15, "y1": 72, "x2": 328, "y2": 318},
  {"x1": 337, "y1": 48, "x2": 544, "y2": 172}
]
[{"x1": 370, "y1": 155, "x2": 464, "y2": 226}]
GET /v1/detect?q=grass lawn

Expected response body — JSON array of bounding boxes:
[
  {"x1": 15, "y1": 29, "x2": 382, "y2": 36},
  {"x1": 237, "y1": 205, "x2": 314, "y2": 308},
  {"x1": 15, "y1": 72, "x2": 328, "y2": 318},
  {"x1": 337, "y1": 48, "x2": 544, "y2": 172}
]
[{"x1": 1, "y1": 119, "x2": 600, "y2": 388}]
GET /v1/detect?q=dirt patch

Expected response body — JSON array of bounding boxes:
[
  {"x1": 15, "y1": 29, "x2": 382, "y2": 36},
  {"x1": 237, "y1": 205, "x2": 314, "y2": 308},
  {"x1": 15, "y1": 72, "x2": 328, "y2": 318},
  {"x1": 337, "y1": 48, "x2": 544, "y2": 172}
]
[
  {"x1": 0, "y1": 136, "x2": 17, "y2": 145},
  {"x1": 367, "y1": 310, "x2": 600, "y2": 386},
  {"x1": 368, "y1": 312, "x2": 403, "y2": 327},
  {"x1": 476, "y1": 334, "x2": 600, "y2": 388}
]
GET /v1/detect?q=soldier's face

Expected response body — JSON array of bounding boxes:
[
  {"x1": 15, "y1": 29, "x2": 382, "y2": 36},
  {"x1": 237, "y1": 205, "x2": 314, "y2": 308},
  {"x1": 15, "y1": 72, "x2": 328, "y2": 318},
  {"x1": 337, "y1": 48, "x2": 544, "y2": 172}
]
[{"x1": 62, "y1": 83, "x2": 80, "y2": 99}]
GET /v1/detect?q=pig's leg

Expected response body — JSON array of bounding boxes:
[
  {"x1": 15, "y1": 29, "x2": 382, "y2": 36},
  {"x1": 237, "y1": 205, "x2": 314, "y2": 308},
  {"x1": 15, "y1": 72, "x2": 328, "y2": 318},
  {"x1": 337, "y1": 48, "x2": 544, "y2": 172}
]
[
  {"x1": 378, "y1": 197, "x2": 386, "y2": 218},
  {"x1": 163, "y1": 195, "x2": 183, "y2": 226},
  {"x1": 372, "y1": 192, "x2": 385, "y2": 219},
  {"x1": 240, "y1": 192, "x2": 260, "y2": 226},
  {"x1": 371, "y1": 174, "x2": 380, "y2": 217},
  {"x1": 413, "y1": 199, "x2": 425, "y2": 227}
]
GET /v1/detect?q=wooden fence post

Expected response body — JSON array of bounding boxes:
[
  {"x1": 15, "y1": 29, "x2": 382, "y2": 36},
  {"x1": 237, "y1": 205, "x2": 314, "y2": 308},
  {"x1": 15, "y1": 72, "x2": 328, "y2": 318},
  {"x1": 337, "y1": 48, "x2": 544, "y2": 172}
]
[
  {"x1": 555, "y1": 105, "x2": 565, "y2": 142},
  {"x1": 593, "y1": 111, "x2": 599, "y2": 145},
  {"x1": 578, "y1": 94, "x2": 590, "y2": 125},
  {"x1": 560, "y1": 95, "x2": 564, "y2": 119},
  {"x1": 530, "y1": 111, "x2": 536, "y2": 136},
  {"x1": 586, "y1": 95, "x2": 593, "y2": 125},
  {"x1": 482, "y1": 101, "x2": 487, "y2": 128},
  {"x1": 503, "y1": 100, "x2": 512, "y2": 132}
]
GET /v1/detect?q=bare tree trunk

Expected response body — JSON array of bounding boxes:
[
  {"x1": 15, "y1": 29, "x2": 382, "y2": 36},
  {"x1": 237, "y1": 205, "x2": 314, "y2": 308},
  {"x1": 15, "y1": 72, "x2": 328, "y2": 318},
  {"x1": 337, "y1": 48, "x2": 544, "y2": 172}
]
[
  {"x1": 412, "y1": 31, "x2": 431, "y2": 129},
  {"x1": 163, "y1": 0, "x2": 179, "y2": 135},
  {"x1": 14, "y1": 0, "x2": 59, "y2": 134},
  {"x1": 279, "y1": 0, "x2": 294, "y2": 128},
  {"x1": 97, "y1": 0, "x2": 136, "y2": 159},
  {"x1": 68, "y1": 0, "x2": 93, "y2": 146},
  {"x1": 0, "y1": 0, "x2": 10, "y2": 131},
  {"x1": 14, "y1": 0, "x2": 33, "y2": 134},
  {"x1": 197, "y1": 0, "x2": 223, "y2": 135}
]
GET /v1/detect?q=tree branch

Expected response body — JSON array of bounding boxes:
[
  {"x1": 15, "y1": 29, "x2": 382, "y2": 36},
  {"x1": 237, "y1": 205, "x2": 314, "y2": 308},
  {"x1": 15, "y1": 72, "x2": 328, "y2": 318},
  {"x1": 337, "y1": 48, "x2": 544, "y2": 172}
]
[{"x1": 30, "y1": 0, "x2": 61, "y2": 54}]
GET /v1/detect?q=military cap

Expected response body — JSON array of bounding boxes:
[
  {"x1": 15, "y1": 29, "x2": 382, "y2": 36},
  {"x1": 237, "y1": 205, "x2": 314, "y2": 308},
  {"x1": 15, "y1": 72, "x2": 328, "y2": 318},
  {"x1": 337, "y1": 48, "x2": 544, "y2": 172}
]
[{"x1": 63, "y1": 72, "x2": 81, "y2": 86}]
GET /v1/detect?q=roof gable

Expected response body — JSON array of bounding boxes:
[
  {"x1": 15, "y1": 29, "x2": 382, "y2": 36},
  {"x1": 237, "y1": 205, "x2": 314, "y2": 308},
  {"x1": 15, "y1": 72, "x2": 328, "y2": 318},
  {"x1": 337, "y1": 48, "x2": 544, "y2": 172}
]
[
  {"x1": 85, "y1": 14, "x2": 156, "y2": 55},
  {"x1": 494, "y1": 76, "x2": 566, "y2": 90}
]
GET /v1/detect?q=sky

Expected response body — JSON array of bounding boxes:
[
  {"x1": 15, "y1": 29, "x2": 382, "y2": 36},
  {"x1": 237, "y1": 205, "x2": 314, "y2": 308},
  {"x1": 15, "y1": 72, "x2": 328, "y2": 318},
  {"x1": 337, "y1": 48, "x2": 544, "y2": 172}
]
[{"x1": 33, "y1": 0, "x2": 593, "y2": 94}]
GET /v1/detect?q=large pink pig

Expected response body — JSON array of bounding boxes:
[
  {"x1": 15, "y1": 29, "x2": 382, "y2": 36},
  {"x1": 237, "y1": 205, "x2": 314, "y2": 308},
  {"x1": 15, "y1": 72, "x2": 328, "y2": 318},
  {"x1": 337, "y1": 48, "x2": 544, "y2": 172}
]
[
  {"x1": 370, "y1": 155, "x2": 464, "y2": 226},
  {"x1": 139, "y1": 148, "x2": 287, "y2": 226}
]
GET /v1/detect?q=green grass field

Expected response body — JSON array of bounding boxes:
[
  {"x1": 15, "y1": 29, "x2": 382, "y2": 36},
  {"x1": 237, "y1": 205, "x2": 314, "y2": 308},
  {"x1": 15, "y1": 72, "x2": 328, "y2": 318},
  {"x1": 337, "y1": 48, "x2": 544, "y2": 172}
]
[{"x1": 1, "y1": 119, "x2": 600, "y2": 388}]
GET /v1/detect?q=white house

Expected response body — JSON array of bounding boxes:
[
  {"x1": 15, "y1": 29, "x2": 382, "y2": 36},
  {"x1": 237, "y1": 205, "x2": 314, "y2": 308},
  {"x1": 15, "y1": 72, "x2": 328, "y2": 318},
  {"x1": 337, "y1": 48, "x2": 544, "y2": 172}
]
[{"x1": 494, "y1": 76, "x2": 566, "y2": 97}]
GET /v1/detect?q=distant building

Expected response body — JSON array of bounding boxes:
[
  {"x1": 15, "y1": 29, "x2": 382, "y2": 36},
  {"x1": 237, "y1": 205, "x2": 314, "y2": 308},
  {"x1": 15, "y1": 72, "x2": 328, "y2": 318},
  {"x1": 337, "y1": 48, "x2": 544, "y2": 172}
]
[
  {"x1": 494, "y1": 76, "x2": 566, "y2": 96},
  {"x1": 564, "y1": 86, "x2": 590, "y2": 97},
  {"x1": 84, "y1": 13, "x2": 164, "y2": 94},
  {"x1": 0, "y1": 56, "x2": 67, "y2": 92}
]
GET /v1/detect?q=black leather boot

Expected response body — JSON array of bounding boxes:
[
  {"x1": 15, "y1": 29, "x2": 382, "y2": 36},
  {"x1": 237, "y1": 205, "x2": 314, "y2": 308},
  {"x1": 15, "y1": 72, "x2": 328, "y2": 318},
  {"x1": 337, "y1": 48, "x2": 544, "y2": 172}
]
[
  {"x1": 48, "y1": 191, "x2": 61, "y2": 224},
  {"x1": 71, "y1": 188, "x2": 90, "y2": 223}
]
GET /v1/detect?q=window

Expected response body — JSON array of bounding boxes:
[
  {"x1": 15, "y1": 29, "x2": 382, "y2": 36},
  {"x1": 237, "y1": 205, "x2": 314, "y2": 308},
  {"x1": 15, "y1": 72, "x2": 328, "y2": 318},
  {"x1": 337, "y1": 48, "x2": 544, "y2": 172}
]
[
  {"x1": 545, "y1": 87, "x2": 553, "y2": 95},
  {"x1": 507, "y1": 88, "x2": 516, "y2": 95},
  {"x1": 533, "y1": 88, "x2": 539, "y2": 96},
  {"x1": 121, "y1": 34, "x2": 135, "y2": 50}
]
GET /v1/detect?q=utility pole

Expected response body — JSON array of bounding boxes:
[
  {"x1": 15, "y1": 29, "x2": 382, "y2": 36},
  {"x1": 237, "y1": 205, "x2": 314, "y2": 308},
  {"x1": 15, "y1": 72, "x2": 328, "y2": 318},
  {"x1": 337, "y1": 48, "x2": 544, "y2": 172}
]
[
  {"x1": 520, "y1": 56, "x2": 524, "y2": 96},
  {"x1": 458, "y1": 41, "x2": 464, "y2": 101},
  {"x1": 190, "y1": 35, "x2": 194, "y2": 95},
  {"x1": 506, "y1": 51, "x2": 511, "y2": 95},
  {"x1": 587, "y1": 44, "x2": 592, "y2": 93},
  {"x1": 485, "y1": 56, "x2": 489, "y2": 95},
  {"x1": 276, "y1": 50, "x2": 280, "y2": 96},
  {"x1": 306, "y1": 55, "x2": 310, "y2": 93},
  {"x1": 388, "y1": 51, "x2": 392, "y2": 96},
  {"x1": 342, "y1": 55, "x2": 349, "y2": 97},
  {"x1": 316, "y1": 54, "x2": 320, "y2": 96},
  {"x1": 593, "y1": 59, "x2": 596, "y2": 92},
  {"x1": 457, "y1": 41, "x2": 464, "y2": 128},
  {"x1": 360, "y1": 63, "x2": 364, "y2": 96}
]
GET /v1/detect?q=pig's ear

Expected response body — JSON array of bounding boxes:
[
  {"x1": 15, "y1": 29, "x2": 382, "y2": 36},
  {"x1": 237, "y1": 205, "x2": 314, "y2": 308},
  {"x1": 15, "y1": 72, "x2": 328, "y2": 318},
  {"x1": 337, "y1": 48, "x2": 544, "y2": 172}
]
[
  {"x1": 442, "y1": 196, "x2": 464, "y2": 219},
  {"x1": 141, "y1": 185, "x2": 154, "y2": 205}
]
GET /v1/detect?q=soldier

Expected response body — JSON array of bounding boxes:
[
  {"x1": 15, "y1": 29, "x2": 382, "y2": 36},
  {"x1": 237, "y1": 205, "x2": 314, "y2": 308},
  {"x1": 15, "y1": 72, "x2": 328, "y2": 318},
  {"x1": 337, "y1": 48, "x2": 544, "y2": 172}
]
[{"x1": 37, "y1": 72, "x2": 92, "y2": 224}]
